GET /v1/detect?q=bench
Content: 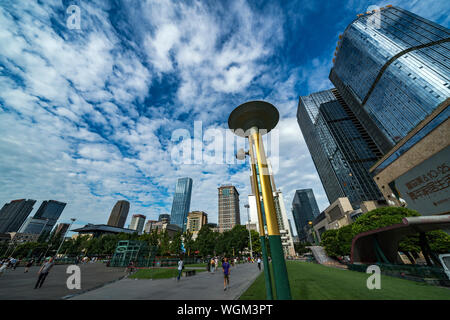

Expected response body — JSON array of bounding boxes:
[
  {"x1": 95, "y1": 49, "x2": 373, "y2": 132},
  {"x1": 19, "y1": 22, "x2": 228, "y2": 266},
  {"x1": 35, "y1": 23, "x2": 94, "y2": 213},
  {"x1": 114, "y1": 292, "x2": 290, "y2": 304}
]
[{"x1": 183, "y1": 269, "x2": 196, "y2": 277}]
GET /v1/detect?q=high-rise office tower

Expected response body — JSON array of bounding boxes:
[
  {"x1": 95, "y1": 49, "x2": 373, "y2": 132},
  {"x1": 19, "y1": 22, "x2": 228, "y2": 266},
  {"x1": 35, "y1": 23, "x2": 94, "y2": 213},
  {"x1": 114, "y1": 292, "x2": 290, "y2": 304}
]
[
  {"x1": 298, "y1": 89, "x2": 383, "y2": 208},
  {"x1": 20, "y1": 200, "x2": 66, "y2": 235},
  {"x1": 291, "y1": 189, "x2": 320, "y2": 242},
  {"x1": 170, "y1": 177, "x2": 193, "y2": 231},
  {"x1": 158, "y1": 214, "x2": 171, "y2": 224},
  {"x1": 144, "y1": 220, "x2": 158, "y2": 234},
  {"x1": 218, "y1": 185, "x2": 240, "y2": 232},
  {"x1": 329, "y1": 5, "x2": 449, "y2": 154},
  {"x1": 0, "y1": 199, "x2": 36, "y2": 233},
  {"x1": 130, "y1": 214, "x2": 146, "y2": 235},
  {"x1": 107, "y1": 200, "x2": 130, "y2": 228}
]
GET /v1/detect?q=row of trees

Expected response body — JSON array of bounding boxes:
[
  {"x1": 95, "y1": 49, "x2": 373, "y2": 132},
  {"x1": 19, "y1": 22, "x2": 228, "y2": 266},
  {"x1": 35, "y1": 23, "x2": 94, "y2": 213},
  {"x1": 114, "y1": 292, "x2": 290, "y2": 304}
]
[
  {"x1": 3, "y1": 224, "x2": 263, "y2": 260},
  {"x1": 320, "y1": 207, "x2": 450, "y2": 263}
]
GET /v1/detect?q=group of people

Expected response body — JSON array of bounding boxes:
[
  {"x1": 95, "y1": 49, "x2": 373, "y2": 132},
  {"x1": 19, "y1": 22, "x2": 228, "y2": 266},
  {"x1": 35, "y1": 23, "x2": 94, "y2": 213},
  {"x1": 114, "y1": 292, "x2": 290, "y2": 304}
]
[{"x1": 0, "y1": 256, "x2": 56, "y2": 289}]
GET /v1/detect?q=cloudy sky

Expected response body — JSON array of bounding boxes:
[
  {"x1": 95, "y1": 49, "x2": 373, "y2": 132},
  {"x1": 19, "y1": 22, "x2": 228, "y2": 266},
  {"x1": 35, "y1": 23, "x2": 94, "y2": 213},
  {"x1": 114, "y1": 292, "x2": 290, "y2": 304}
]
[{"x1": 0, "y1": 0, "x2": 448, "y2": 235}]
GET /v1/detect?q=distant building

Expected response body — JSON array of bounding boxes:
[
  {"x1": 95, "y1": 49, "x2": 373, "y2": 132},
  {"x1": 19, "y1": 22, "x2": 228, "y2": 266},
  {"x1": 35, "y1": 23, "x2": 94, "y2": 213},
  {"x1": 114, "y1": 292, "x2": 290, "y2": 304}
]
[
  {"x1": 170, "y1": 178, "x2": 193, "y2": 231},
  {"x1": 186, "y1": 211, "x2": 208, "y2": 240},
  {"x1": 218, "y1": 185, "x2": 241, "y2": 233},
  {"x1": 144, "y1": 220, "x2": 158, "y2": 234},
  {"x1": 107, "y1": 200, "x2": 130, "y2": 228},
  {"x1": 291, "y1": 189, "x2": 320, "y2": 242},
  {"x1": 54, "y1": 223, "x2": 70, "y2": 238},
  {"x1": 245, "y1": 222, "x2": 257, "y2": 232},
  {"x1": 0, "y1": 199, "x2": 36, "y2": 233},
  {"x1": 20, "y1": 200, "x2": 66, "y2": 236},
  {"x1": 129, "y1": 214, "x2": 146, "y2": 235},
  {"x1": 158, "y1": 214, "x2": 171, "y2": 224},
  {"x1": 72, "y1": 224, "x2": 136, "y2": 238}
]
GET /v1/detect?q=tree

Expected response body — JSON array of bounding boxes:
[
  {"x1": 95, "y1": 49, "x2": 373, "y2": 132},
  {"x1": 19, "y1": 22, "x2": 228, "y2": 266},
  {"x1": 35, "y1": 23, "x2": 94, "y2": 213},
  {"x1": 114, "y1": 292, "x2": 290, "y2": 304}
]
[
  {"x1": 169, "y1": 231, "x2": 183, "y2": 255},
  {"x1": 249, "y1": 230, "x2": 261, "y2": 254},
  {"x1": 196, "y1": 225, "x2": 217, "y2": 257},
  {"x1": 159, "y1": 231, "x2": 170, "y2": 256}
]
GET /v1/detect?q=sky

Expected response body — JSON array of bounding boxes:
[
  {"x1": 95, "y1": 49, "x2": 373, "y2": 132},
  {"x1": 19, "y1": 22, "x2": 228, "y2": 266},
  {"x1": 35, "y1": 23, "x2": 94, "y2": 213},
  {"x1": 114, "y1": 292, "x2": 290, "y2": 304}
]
[{"x1": 0, "y1": 0, "x2": 448, "y2": 236}]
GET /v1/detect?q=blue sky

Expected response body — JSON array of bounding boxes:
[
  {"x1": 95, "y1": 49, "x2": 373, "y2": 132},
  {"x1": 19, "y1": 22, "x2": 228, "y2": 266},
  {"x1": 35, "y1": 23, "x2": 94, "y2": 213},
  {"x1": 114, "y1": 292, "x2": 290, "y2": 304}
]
[{"x1": 0, "y1": 0, "x2": 448, "y2": 235}]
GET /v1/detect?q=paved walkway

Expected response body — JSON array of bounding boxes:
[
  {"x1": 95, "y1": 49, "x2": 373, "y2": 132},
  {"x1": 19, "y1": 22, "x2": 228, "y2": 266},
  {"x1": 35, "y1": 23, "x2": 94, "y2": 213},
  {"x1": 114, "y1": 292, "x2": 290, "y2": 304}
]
[
  {"x1": 0, "y1": 263, "x2": 126, "y2": 300},
  {"x1": 70, "y1": 262, "x2": 262, "y2": 300}
]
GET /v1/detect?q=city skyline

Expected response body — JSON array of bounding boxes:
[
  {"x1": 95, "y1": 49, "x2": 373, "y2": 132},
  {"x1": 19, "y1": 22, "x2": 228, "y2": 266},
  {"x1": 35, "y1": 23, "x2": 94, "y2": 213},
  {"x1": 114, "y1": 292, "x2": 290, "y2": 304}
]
[{"x1": 0, "y1": 1, "x2": 448, "y2": 234}]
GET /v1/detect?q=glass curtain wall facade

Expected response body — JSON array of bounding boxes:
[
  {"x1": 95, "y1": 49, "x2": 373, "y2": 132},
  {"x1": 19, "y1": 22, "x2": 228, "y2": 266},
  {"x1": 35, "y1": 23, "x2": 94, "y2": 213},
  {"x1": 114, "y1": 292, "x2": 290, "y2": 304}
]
[
  {"x1": 291, "y1": 189, "x2": 320, "y2": 241},
  {"x1": 0, "y1": 199, "x2": 36, "y2": 233},
  {"x1": 21, "y1": 200, "x2": 66, "y2": 234},
  {"x1": 170, "y1": 177, "x2": 193, "y2": 231},
  {"x1": 330, "y1": 6, "x2": 450, "y2": 153},
  {"x1": 298, "y1": 89, "x2": 383, "y2": 208}
]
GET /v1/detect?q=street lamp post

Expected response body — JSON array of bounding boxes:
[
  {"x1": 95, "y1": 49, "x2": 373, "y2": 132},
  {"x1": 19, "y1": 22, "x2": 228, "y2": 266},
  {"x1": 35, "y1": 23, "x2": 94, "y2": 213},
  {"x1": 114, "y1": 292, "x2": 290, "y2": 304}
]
[
  {"x1": 229, "y1": 101, "x2": 291, "y2": 300},
  {"x1": 244, "y1": 204, "x2": 253, "y2": 259},
  {"x1": 55, "y1": 218, "x2": 76, "y2": 258}
]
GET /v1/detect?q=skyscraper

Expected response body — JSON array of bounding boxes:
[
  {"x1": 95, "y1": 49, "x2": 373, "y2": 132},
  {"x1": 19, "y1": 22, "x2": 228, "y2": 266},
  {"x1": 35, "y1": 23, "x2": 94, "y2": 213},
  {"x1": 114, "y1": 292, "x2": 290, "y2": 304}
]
[
  {"x1": 130, "y1": 214, "x2": 146, "y2": 235},
  {"x1": 0, "y1": 199, "x2": 36, "y2": 233},
  {"x1": 298, "y1": 89, "x2": 383, "y2": 208},
  {"x1": 329, "y1": 6, "x2": 449, "y2": 154},
  {"x1": 170, "y1": 177, "x2": 193, "y2": 231},
  {"x1": 187, "y1": 211, "x2": 208, "y2": 239},
  {"x1": 158, "y1": 214, "x2": 171, "y2": 224},
  {"x1": 291, "y1": 189, "x2": 320, "y2": 242},
  {"x1": 107, "y1": 200, "x2": 130, "y2": 228},
  {"x1": 218, "y1": 185, "x2": 240, "y2": 232},
  {"x1": 20, "y1": 200, "x2": 66, "y2": 235}
]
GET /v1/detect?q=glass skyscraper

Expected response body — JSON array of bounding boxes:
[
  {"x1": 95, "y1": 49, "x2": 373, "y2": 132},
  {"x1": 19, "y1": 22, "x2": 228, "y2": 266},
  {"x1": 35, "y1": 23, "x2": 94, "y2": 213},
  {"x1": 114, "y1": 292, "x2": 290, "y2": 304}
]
[
  {"x1": 0, "y1": 199, "x2": 36, "y2": 233},
  {"x1": 20, "y1": 200, "x2": 66, "y2": 235},
  {"x1": 298, "y1": 89, "x2": 383, "y2": 208},
  {"x1": 170, "y1": 177, "x2": 193, "y2": 231},
  {"x1": 291, "y1": 189, "x2": 320, "y2": 242},
  {"x1": 330, "y1": 5, "x2": 450, "y2": 154}
]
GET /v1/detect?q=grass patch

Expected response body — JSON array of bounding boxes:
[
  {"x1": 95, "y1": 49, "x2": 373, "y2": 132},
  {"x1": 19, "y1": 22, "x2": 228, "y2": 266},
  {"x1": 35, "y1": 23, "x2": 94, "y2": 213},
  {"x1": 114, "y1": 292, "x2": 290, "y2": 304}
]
[
  {"x1": 130, "y1": 268, "x2": 205, "y2": 279},
  {"x1": 240, "y1": 261, "x2": 450, "y2": 300}
]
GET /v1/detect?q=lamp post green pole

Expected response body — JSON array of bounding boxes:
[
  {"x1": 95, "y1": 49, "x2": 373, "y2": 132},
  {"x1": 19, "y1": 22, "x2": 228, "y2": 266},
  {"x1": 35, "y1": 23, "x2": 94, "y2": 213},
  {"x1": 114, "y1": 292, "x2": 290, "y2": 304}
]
[
  {"x1": 248, "y1": 136, "x2": 273, "y2": 300},
  {"x1": 251, "y1": 127, "x2": 291, "y2": 300}
]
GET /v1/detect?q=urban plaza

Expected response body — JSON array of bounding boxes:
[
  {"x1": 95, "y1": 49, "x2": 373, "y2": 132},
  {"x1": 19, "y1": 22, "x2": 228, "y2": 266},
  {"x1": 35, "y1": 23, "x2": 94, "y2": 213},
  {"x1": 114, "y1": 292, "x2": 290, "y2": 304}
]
[{"x1": 0, "y1": 0, "x2": 449, "y2": 315}]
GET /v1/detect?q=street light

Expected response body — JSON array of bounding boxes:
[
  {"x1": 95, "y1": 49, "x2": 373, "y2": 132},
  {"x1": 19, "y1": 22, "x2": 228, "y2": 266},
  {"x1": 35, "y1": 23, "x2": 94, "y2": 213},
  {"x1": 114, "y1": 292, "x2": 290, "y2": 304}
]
[
  {"x1": 55, "y1": 218, "x2": 76, "y2": 258},
  {"x1": 228, "y1": 100, "x2": 291, "y2": 300},
  {"x1": 244, "y1": 204, "x2": 253, "y2": 259}
]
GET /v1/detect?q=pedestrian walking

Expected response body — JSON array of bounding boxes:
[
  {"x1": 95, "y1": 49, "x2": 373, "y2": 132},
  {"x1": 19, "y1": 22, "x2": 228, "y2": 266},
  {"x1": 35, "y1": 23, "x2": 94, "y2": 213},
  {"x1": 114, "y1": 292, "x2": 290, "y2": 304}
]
[
  {"x1": 222, "y1": 257, "x2": 231, "y2": 291},
  {"x1": 13, "y1": 258, "x2": 19, "y2": 270},
  {"x1": 0, "y1": 260, "x2": 8, "y2": 277},
  {"x1": 214, "y1": 257, "x2": 218, "y2": 271},
  {"x1": 177, "y1": 256, "x2": 184, "y2": 281},
  {"x1": 210, "y1": 258, "x2": 215, "y2": 273},
  {"x1": 257, "y1": 257, "x2": 261, "y2": 271},
  {"x1": 34, "y1": 257, "x2": 55, "y2": 289},
  {"x1": 24, "y1": 259, "x2": 34, "y2": 273}
]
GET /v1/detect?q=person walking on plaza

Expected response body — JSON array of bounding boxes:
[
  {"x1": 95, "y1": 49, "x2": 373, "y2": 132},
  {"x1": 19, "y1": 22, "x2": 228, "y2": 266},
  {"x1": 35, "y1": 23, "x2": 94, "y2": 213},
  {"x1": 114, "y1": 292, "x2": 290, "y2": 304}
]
[
  {"x1": 210, "y1": 258, "x2": 215, "y2": 273},
  {"x1": 34, "y1": 257, "x2": 54, "y2": 289},
  {"x1": 222, "y1": 257, "x2": 231, "y2": 291},
  {"x1": 24, "y1": 259, "x2": 34, "y2": 273},
  {"x1": 0, "y1": 260, "x2": 8, "y2": 277},
  {"x1": 177, "y1": 256, "x2": 184, "y2": 281},
  {"x1": 257, "y1": 257, "x2": 261, "y2": 271},
  {"x1": 214, "y1": 257, "x2": 218, "y2": 271}
]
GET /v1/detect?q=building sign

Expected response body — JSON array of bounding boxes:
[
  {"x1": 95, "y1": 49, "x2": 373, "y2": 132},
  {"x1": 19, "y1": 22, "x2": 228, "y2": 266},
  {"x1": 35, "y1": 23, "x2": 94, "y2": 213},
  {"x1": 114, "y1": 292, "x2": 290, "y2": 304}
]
[{"x1": 394, "y1": 146, "x2": 450, "y2": 216}]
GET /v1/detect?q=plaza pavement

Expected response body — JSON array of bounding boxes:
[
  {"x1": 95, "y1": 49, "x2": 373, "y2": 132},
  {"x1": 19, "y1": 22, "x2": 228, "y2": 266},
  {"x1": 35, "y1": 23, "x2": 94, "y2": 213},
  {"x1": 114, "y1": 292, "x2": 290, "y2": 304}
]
[
  {"x1": 0, "y1": 263, "x2": 126, "y2": 300},
  {"x1": 70, "y1": 262, "x2": 263, "y2": 300}
]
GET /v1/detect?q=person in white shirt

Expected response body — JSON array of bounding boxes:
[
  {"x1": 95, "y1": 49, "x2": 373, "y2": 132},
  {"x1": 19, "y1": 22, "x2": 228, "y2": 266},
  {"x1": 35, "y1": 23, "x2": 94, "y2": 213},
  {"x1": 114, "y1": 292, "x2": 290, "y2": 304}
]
[
  {"x1": 257, "y1": 257, "x2": 262, "y2": 271},
  {"x1": 177, "y1": 256, "x2": 184, "y2": 281}
]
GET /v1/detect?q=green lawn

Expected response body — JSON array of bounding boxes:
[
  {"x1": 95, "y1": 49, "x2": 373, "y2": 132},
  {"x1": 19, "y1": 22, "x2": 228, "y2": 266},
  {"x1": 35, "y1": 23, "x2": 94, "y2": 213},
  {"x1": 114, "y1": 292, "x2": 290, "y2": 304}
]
[
  {"x1": 129, "y1": 268, "x2": 206, "y2": 279},
  {"x1": 240, "y1": 261, "x2": 450, "y2": 300}
]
